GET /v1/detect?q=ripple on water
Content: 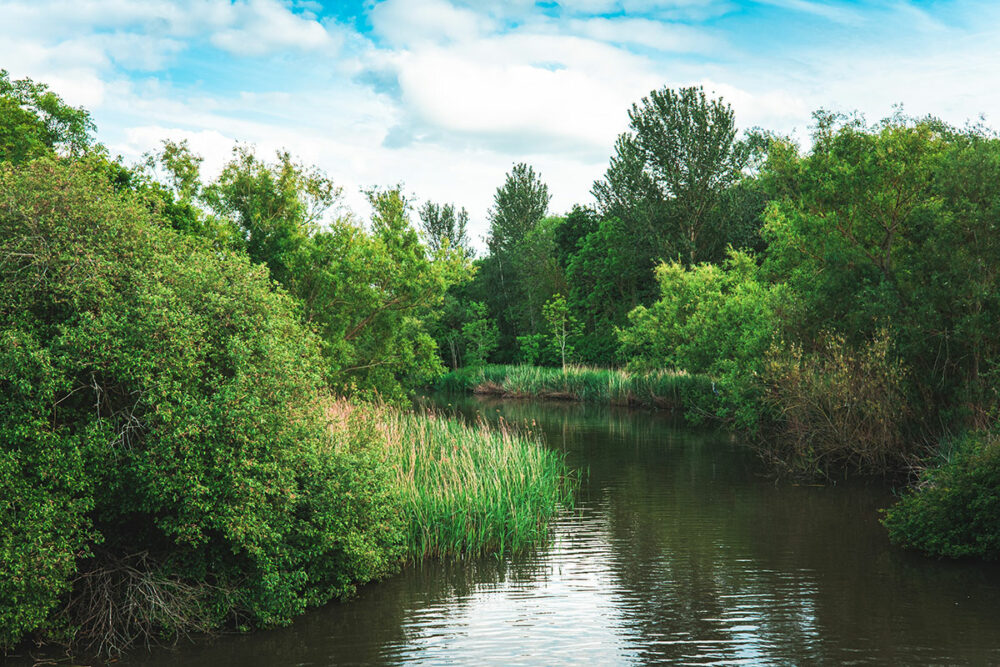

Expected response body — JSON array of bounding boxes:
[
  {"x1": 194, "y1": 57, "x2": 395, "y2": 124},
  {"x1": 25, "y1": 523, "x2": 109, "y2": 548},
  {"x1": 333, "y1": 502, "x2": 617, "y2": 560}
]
[{"x1": 75, "y1": 398, "x2": 1000, "y2": 667}]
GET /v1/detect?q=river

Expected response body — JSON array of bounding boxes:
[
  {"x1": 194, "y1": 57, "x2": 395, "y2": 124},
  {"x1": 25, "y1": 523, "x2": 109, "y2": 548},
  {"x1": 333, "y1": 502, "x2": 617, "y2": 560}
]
[{"x1": 106, "y1": 396, "x2": 1000, "y2": 664}]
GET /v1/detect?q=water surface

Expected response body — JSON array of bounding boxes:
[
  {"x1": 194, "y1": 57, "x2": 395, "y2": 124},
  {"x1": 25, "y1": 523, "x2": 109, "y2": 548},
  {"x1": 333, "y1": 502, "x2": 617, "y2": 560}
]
[{"x1": 72, "y1": 397, "x2": 1000, "y2": 664}]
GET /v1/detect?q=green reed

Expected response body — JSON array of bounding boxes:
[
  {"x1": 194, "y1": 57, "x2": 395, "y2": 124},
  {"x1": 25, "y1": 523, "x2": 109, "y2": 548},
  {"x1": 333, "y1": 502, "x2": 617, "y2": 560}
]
[
  {"x1": 436, "y1": 364, "x2": 714, "y2": 410},
  {"x1": 381, "y1": 409, "x2": 576, "y2": 560}
]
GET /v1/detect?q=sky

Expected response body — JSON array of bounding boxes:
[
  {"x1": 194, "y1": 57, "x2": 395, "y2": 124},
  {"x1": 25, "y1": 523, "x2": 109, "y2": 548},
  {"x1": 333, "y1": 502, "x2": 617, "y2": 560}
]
[{"x1": 2, "y1": 0, "x2": 999, "y2": 247}]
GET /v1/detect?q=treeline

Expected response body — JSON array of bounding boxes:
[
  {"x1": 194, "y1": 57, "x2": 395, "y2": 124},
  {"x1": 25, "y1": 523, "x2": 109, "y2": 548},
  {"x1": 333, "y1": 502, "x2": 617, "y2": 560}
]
[
  {"x1": 427, "y1": 90, "x2": 1000, "y2": 560},
  {"x1": 0, "y1": 71, "x2": 572, "y2": 657}
]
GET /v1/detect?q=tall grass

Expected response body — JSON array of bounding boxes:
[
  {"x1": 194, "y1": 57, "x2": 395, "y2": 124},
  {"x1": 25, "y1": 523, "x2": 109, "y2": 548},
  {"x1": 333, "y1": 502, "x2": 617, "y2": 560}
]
[
  {"x1": 436, "y1": 364, "x2": 714, "y2": 411},
  {"x1": 327, "y1": 401, "x2": 575, "y2": 560}
]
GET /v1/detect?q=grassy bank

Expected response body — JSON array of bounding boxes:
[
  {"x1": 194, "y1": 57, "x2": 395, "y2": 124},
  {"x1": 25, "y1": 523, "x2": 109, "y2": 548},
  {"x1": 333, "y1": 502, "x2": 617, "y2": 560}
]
[
  {"x1": 436, "y1": 364, "x2": 714, "y2": 411},
  {"x1": 328, "y1": 402, "x2": 575, "y2": 560}
]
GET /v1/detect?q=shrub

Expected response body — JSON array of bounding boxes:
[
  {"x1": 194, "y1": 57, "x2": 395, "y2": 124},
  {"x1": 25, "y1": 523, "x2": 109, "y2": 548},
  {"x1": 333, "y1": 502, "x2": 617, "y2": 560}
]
[
  {"x1": 0, "y1": 159, "x2": 403, "y2": 652},
  {"x1": 618, "y1": 250, "x2": 783, "y2": 428},
  {"x1": 760, "y1": 329, "x2": 913, "y2": 474},
  {"x1": 883, "y1": 432, "x2": 1000, "y2": 559}
]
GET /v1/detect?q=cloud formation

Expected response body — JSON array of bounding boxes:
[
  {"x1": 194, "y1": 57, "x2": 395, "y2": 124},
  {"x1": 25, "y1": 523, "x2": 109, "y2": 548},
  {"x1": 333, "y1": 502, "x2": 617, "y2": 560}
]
[{"x1": 2, "y1": 0, "x2": 1000, "y2": 247}]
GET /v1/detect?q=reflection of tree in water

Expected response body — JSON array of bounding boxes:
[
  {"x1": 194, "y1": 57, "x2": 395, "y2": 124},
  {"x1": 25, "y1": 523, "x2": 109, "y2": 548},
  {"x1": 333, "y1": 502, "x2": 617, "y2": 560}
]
[
  {"x1": 115, "y1": 553, "x2": 549, "y2": 667},
  {"x1": 113, "y1": 395, "x2": 1000, "y2": 666},
  {"x1": 584, "y1": 409, "x2": 1000, "y2": 665},
  {"x1": 445, "y1": 394, "x2": 1000, "y2": 665}
]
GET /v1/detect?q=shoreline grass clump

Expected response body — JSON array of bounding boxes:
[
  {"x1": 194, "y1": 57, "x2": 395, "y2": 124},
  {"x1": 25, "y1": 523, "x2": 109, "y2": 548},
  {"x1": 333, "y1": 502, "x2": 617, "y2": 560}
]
[
  {"x1": 330, "y1": 402, "x2": 576, "y2": 560},
  {"x1": 436, "y1": 364, "x2": 713, "y2": 412}
]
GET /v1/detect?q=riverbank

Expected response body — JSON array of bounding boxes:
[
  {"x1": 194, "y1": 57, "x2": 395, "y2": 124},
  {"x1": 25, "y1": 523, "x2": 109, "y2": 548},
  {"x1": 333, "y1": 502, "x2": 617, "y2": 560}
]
[{"x1": 436, "y1": 364, "x2": 714, "y2": 411}]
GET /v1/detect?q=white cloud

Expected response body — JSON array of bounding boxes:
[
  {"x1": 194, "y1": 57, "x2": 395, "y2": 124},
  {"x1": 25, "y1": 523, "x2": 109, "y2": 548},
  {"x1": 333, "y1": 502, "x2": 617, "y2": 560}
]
[
  {"x1": 567, "y1": 16, "x2": 723, "y2": 52},
  {"x1": 210, "y1": 0, "x2": 335, "y2": 56},
  {"x1": 7, "y1": 0, "x2": 1000, "y2": 252},
  {"x1": 369, "y1": 0, "x2": 494, "y2": 47}
]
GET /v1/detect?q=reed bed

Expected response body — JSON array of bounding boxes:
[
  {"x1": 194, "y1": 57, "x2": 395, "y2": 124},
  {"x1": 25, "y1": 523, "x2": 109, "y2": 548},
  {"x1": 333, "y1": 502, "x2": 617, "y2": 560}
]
[
  {"x1": 327, "y1": 401, "x2": 575, "y2": 560},
  {"x1": 436, "y1": 364, "x2": 714, "y2": 410}
]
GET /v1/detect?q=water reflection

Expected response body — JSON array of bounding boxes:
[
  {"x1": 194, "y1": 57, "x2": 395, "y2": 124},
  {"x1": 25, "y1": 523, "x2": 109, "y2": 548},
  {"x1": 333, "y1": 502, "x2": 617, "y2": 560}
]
[{"x1": 68, "y1": 396, "x2": 1000, "y2": 665}]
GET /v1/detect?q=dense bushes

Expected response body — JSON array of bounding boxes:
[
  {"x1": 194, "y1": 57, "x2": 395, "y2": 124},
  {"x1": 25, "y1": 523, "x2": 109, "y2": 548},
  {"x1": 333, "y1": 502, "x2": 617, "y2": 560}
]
[
  {"x1": 0, "y1": 159, "x2": 404, "y2": 651},
  {"x1": 619, "y1": 250, "x2": 783, "y2": 428},
  {"x1": 883, "y1": 432, "x2": 1000, "y2": 559},
  {"x1": 759, "y1": 330, "x2": 914, "y2": 474}
]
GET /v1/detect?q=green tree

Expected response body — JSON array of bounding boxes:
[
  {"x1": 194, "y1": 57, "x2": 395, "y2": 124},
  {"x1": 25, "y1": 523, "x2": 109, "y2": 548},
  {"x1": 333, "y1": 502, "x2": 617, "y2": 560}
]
[
  {"x1": 592, "y1": 133, "x2": 670, "y2": 260},
  {"x1": 628, "y1": 86, "x2": 751, "y2": 264},
  {"x1": 0, "y1": 70, "x2": 95, "y2": 164},
  {"x1": 542, "y1": 294, "x2": 579, "y2": 371},
  {"x1": 461, "y1": 302, "x2": 500, "y2": 367},
  {"x1": 201, "y1": 148, "x2": 469, "y2": 400},
  {"x1": 0, "y1": 158, "x2": 403, "y2": 651},
  {"x1": 619, "y1": 250, "x2": 784, "y2": 428},
  {"x1": 144, "y1": 138, "x2": 204, "y2": 203},
  {"x1": 481, "y1": 163, "x2": 553, "y2": 359},
  {"x1": 564, "y1": 214, "x2": 658, "y2": 364},
  {"x1": 203, "y1": 145, "x2": 339, "y2": 285},
  {"x1": 486, "y1": 162, "x2": 551, "y2": 256},
  {"x1": 418, "y1": 200, "x2": 472, "y2": 256},
  {"x1": 293, "y1": 186, "x2": 470, "y2": 400}
]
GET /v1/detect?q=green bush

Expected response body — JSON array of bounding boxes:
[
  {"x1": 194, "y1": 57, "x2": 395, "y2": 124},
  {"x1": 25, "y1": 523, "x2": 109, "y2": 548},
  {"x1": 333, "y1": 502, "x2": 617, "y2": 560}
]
[
  {"x1": 618, "y1": 250, "x2": 783, "y2": 428},
  {"x1": 760, "y1": 329, "x2": 913, "y2": 474},
  {"x1": 883, "y1": 432, "x2": 1000, "y2": 559},
  {"x1": 0, "y1": 159, "x2": 403, "y2": 652}
]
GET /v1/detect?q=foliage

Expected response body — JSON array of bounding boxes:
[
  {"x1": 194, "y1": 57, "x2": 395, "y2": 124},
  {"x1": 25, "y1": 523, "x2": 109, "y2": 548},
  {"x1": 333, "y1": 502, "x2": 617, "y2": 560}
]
[
  {"x1": 203, "y1": 144, "x2": 339, "y2": 285},
  {"x1": 486, "y1": 162, "x2": 551, "y2": 257},
  {"x1": 418, "y1": 200, "x2": 472, "y2": 257},
  {"x1": 592, "y1": 133, "x2": 669, "y2": 258},
  {"x1": 0, "y1": 159, "x2": 404, "y2": 651},
  {"x1": 760, "y1": 330, "x2": 914, "y2": 474},
  {"x1": 198, "y1": 147, "x2": 470, "y2": 401},
  {"x1": 461, "y1": 302, "x2": 499, "y2": 367},
  {"x1": 299, "y1": 186, "x2": 468, "y2": 400},
  {"x1": 625, "y1": 85, "x2": 751, "y2": 263},
  {"x1": 619, "y1": 250, "x2": 784, "y2": 428},
  {"x1": 542, "y1": 294, "x2": 579, "y2": 371},
  {"x1": 763, "y1": 113, "x2": 1000, "y2": 430},
  {"x1": 140, "y1": 140, "x2": 241, "y2": 247},
  {"x1": 516, "y1": 333, "x2": 546, "y2": 366},
  {"x1": 564, "y1": 214, "x2": 657, "y2": 365},
  {"x1": 883, "y1": 431, "x2": 1000, "y2": 559},
  {"x1": 476, "y1": 163, "x2": 555, "y2": 360},
  {"x1": 0, "y1": 69, "x2": 95, "y2": 164}
]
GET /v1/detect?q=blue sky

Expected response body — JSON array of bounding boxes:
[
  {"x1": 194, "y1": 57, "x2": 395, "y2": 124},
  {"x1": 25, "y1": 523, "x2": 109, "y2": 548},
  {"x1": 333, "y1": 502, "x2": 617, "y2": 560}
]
[{"x1": 1, "y1": 0, "x2": 997, "y2": 245}]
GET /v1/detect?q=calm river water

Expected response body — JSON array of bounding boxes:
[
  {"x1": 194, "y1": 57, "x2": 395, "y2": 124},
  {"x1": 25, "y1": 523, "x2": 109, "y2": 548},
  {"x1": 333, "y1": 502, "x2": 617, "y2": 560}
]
[{"x1": 90, "y1": 397, "x2": 1000, "y2": 664}]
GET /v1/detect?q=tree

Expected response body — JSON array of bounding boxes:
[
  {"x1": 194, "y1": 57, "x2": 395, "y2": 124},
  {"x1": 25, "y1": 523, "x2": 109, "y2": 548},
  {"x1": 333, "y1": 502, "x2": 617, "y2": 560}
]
[
  {"x1": 481, "y1": 163, "x2": 553, "y2": 358},
  {"x1": 418, "y1": 201, "x2": 472, "y2": 256},
  {"x1": 618, "y1": 250, "x2": 784, "y2": 429},
  {"x1": 0, "y1": 70, "x2": 95, "y2": 164},
  {"x1": 565, "y1": 215, "x2": 658, "y2": 364},
  {"x1": 201, "y1": 146, "x2": 470, "y2": 400},
  {"x1": 592, "y1": 133, "x2": 671, "y2": 258},
  {"x1": 595, "y1": 86, "x2": 753, "y2": 265},
  {"x1": 293, "y1": 185, "x2": 470, "y2": 400},
  {"x1": 543, "y1": 294, "x2": 579, "y2": 371},
  {"x1": 203, "y1": 145, "x2": 339, "y2": 285},
  {"x1": 461, "y1": 302, "x2": 499, "y2": 367},
  {"x1": 0, "y1": 158, "x2": 403, "y2": 651},
  {"x1": 628, "y1": 86, "x2": 750, "y2": 264},
  {"x1": 486, "y1": 162, "x2": 550, "y2": 257},
  {"x1": 144, "y1": 138, "x2": 203, "y2": 203},
  {"x1": 763, "y1": 112, "x2": 1000, "y2": 425}
]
